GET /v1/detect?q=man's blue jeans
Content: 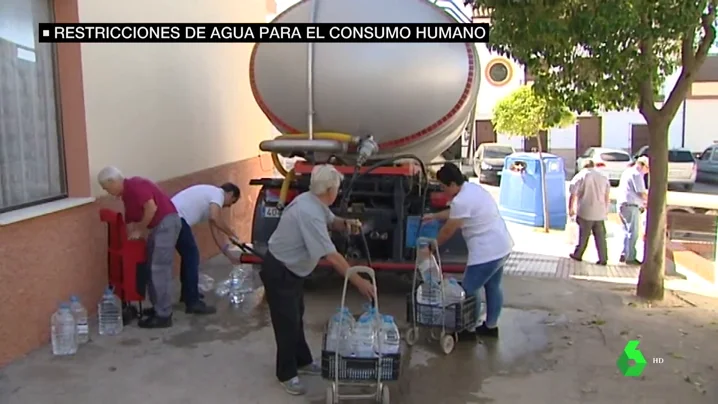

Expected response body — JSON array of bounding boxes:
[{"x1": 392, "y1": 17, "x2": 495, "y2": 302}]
[
  {"x1": 619, "y1": 204, "x2": 641, "y2": 261},
  {"x1": 176, "y1": 218, "x2": 201, "y2": 306},
  {"x1": 462, "y1": 254, "x2": 510, "y2": 329}
]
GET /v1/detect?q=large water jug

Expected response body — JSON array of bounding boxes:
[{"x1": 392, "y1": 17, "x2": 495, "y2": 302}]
[
  {"x1": 69, "y1": 295, "x2": 89, "y2": 344},
  {"x1": 228, "y1": 266, "x2": 254, "y2": 305},
  {"x1": 416, "y1": 242, "x2": 441, "y2": 284},
  {"x1": 352, "y1": 316, "x2": 378, "y2": 358},
  {"x1": 98, "y1": 287, "x2": 123, "y2": 336},
  {"x1": 325, "y1": 308, "x2": 355, "y2": 355},
  {"x1": 51, "y1": 302, "x2": 78, "y2": 356},
  {"x1": 378, "y1": 315, "x2": 401, "y2": 355},
  {"x1": 442, "y1": 278, "x2": 467, "y2": 329},
  {"x1": 442, "y1": 278, "x2": 466, "y2": 307},
  {"x1": 358, "y1": 303, "x2": 374, "y2": 322}
]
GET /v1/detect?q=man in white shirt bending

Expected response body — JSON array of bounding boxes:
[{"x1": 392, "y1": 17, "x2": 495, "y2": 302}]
[
  {"x1": 423, "y1": 163, "x2": 514, "y2": 340},
  {"x1": 170, "y1": 183, "x2": 242, "y2": 315}
]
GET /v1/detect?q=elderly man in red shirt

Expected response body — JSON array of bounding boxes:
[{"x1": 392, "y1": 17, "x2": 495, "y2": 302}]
[{"x1": 98, "y1": 166, "x2": 181, "y2": 329}]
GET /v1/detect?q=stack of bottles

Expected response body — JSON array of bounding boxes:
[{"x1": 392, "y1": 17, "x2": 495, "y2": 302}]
[
  {"x1": 415, "y1": 242, "x2": 443, "y2": 324},
  {"x1": 441, "y1": 278, "x2": 466, "y2": 329},
  {"x1": 51, "y1": 287, "x2": 124, "y2": 357},
  {"x1": 214, "y1": 265, "x2": 255, "y2": 305},
  {"x1": 415, "y1": 241, "x2": 468, "y2": 326},
  {"x1": 324, "y1": 304, "x2": 401, "y2": 375}
]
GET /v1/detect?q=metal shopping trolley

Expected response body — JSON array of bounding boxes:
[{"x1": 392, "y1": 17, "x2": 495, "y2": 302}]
[
  {"x1": 404, "y1": 237, "x2": 478, "y2": 355},
  {"x1": 321, "y1": 266, "x2": 400, "y2": 404}
]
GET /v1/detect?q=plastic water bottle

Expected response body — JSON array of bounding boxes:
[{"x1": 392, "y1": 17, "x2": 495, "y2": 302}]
[
  {"x1": 378, "y1": 315, "x2": 400, "y2": 355},
  {"x1": 325, "y1": 308, "x2": 355, "y2": 354},
  {"x1": 417, "y1": 241, "x2": 441, "y2": 282},
  {"x1": 416, "y1": 241, "x2": 442, "y2": 309},
  {"x1": 352, "y1": 316, "x2": 377, "y2": 358},
  {"x1": 227, "y1": 267, "x2": 248, "y2": 305},
  {"x1": 358, "y1": 303, "x2": 374, "y2": 322},
  {"x1": 51, "y1": 302, "x2": 78, "y2": 356},
  {"x1": 98, "y1": 287, "x2": 123, "y2": 336},
  {"x1": 69, "y1": 295, "x2": 89, "y2": 344},
  {"x1": 442, "y1": 279, "x2": 466, "y2": 329},
  {"x1": 442, "y1": 278, "x2": 466, "y2": 307},
  {"x1": 198, "y1": 273, "x2": 215, "y2": 292}
]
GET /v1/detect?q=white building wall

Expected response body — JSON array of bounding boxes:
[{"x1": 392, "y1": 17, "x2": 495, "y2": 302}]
[
  {"x1": 599, "y1": 109, "x2": 684, "y2": 151},
  {"x1": 684, "y1": 99, "x2": 718, "y2": 152},
  {"x1": 79, "y1": 0, "x2": 273, "y2": 196}
]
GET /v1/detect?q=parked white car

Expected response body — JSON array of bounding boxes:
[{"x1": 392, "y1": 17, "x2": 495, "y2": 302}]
[
  {"x1": 633, "y1": 146, "x2": 697, "y2": 191},
  {"x1": 575, "y1": 147, "x2": 633, "y2": 185}
]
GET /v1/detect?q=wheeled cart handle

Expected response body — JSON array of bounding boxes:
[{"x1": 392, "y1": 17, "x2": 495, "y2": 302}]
[
  {"x1": 340, "y1": 265, "x2": 380, "y2": 315},
  {"x1": 335, "y1": 265, "x2": 384, "y2": 391}
]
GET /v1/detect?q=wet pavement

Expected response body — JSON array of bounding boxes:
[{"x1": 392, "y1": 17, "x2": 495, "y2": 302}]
[{"x1": 0, "y1": 256, "x2": 557, "y2": 404}]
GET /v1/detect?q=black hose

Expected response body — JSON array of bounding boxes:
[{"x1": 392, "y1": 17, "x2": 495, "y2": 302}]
[{"x1": 337, "y1": 154, "x2": 431, "y2": 258}]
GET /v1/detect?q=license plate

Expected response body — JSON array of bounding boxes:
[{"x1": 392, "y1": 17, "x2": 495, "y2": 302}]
[{"x1": 263, "y1": 206, "x2": 280, "y2": 218}]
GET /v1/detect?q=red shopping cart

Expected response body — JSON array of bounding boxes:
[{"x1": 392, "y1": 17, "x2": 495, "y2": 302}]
[{"x1": 99, "y1": 209, "x2": 149, "y2": 324}]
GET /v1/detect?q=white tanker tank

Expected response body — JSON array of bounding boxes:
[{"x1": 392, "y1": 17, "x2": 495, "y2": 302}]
[{"x1": 250, "y1": 0, "x2": 480, "y2": 164}]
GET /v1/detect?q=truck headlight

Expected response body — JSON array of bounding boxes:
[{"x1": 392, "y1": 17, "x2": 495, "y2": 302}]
[{"x1": 481, "y1": 162, "x2": 491, "y2": 170}]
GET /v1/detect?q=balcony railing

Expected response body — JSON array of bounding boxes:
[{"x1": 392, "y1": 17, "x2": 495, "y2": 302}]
[{"x1": 432, "y1": 0, "x2": 472, "y2": 24}]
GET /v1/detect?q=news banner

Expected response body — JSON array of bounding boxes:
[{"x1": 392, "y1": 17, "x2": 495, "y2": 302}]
[{"x1": 38, "y1": 23, "x2": 490, "y2": 43}]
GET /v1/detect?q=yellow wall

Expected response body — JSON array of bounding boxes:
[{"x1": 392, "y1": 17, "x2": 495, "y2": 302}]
[{"x1": 77, "y1": 0, "x2": 273, "y2": 195}]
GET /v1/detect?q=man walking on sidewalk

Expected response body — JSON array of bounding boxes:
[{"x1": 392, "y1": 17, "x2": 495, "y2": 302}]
[
  {"x1": 568, "y1": 160, "x2": 611, "y2": 265},
  {"x1": 616, "y1": 156, "x2": 649, "y2": 265},
  {"x1": 170, "y1": 183, "x2": 243, "y2": 315}
]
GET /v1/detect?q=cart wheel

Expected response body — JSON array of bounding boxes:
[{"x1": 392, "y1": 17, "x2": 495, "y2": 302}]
[
  {"x1": 380, "y1": 384, "x2": 391, "y2": 404},
  {"x1": 405, "y1": 328, "x2": 419, "y2": 346},
  {"x1": 325, "y1": 386, "x2": 334, "y2": 404},
  {"x1": 440, "y1": 334, "x2": 455, "y2": 355}
]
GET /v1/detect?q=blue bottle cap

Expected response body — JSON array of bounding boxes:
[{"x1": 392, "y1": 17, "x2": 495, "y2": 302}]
[
  {"x1": 70, "y1": 295, "x2": 79, "y2": 302},
  {"x1": 383, "y1": 315, "x2": 394, "y2": 322},
  {"x1": 59, "y1": 302, "x2": 70, "y2": 309},
  {"x1": 104, "y1": 286, "x2": 114, "y2": 295}
]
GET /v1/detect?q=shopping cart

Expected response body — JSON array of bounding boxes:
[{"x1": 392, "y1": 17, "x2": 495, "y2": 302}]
[
  {"x1": 321, "y1": 266, "x2": 399, "y2": 404},
  {"x1": 404, "y1": 237, "x2": 478, "y2": 355}
]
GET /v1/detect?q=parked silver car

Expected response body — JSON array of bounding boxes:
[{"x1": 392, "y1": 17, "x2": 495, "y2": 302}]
[
  {"x1": 696, "y1": 144, "x2": 718, "y2": 183},
  {"x1": 633, "y1": 146, "x2": 697, "y2": 191}
]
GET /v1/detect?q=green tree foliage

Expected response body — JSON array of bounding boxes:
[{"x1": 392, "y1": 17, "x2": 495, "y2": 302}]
[
  {"x1": 492, "y1": 85, "x2": 576, "y2": 137},
  {"x1": 468, "y1": 0, "x2": 717, "y2": 300},
  {"x1": 493, "y1": 85, "x2": 575, "y2": 232}
]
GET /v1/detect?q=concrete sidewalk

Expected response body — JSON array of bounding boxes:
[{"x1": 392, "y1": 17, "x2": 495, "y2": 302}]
[
  {"x1": 1, "y1": 252, "x2": 717, "y2": 403},
  {"x1": 504, "y1": 220, "x2": 718, "y2": 299},
  {"x1": 2, "y1": 219, "x2": 718, "y2": 403}
]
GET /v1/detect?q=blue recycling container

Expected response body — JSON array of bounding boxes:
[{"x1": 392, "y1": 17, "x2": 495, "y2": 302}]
[{"x1": 498, "y1": 152, "x2": 567, "y2": 230}]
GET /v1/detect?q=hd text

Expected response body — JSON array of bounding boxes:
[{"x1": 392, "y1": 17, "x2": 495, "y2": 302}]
[{"x1": 38, "y1": 23, "x2": 490, "y2": 43}]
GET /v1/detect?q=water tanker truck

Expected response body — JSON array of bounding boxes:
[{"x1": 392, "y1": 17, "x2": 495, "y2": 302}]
[{"x1": 239, "y1": 0, "x2": 480, "y2": 278}]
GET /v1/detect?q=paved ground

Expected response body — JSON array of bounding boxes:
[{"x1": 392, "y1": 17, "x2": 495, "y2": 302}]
[
  {"x1": 479, "y1": 179, "x2": 718, "y2": 210},
  {"x1": 3, "y1": 213, "x2": 718, "y2": 404},
  {"x1": 1, "y1": 252, "x2": 717, "y2": 404},
  {"x1": 2, "y1": 175, "x2": 718, "y2": 403}
]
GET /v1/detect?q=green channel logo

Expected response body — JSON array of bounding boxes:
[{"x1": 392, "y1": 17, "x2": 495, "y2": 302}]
[{"x1": 616, "y1": 340, "x2": 647, "y2": 377}]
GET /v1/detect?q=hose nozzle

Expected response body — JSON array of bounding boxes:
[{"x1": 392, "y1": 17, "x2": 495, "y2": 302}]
[{"x1": 356, "y1": 135, "x2": 379, "y2": 167}]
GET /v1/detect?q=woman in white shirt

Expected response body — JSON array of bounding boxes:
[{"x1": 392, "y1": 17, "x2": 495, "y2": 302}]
[{"x1": 423, "y1": 163, "x2": 514, "y2": 340}]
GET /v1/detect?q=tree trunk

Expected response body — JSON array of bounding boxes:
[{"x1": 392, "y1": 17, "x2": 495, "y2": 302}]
[
  {"x1": 636, "y1": 121, "x2": 668, "y2": 300},
  {"x1": 537, "y1": 135, "x2": 550, "y2": 232}
]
